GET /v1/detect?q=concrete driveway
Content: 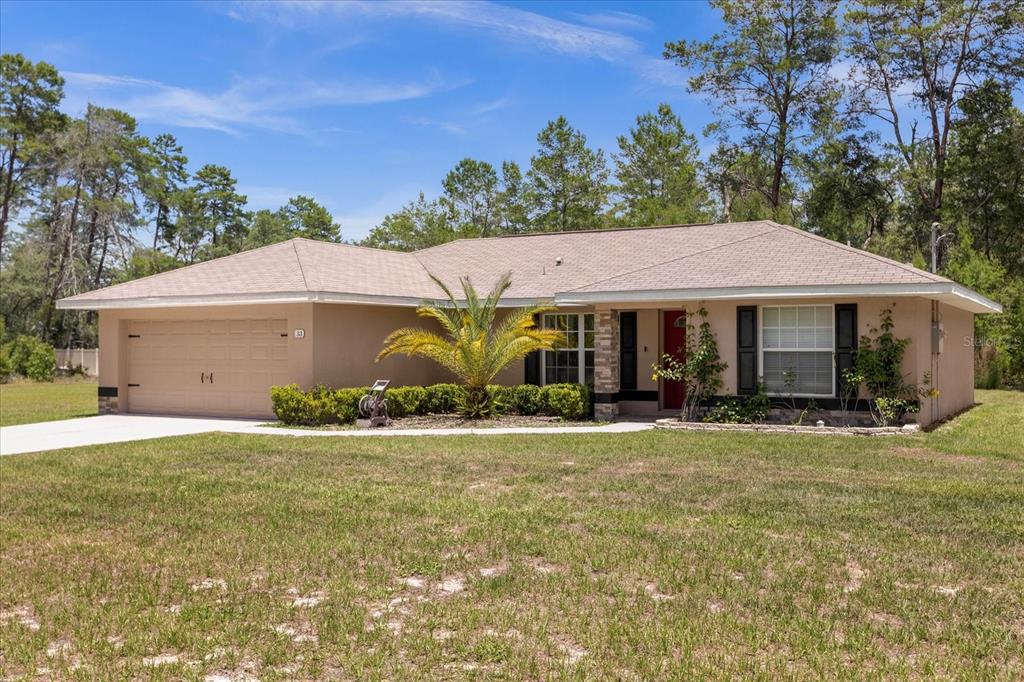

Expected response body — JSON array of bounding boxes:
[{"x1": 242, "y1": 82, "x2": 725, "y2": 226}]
[
  {"x1": 0, "y1": 416, "x2": 655, "y2": 456},
  {"x1": 0, "y1": 415, "x2": 263, "y2": 456}
]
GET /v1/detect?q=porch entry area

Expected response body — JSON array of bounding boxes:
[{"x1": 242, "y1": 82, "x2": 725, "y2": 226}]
[{"x1": 588, "y1": 308, "x2": 686, "y2": 420}]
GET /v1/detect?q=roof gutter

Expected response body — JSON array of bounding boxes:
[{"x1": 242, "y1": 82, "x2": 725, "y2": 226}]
[
  {"x1": 57, "y1": 283, "x2": 1001, "y2": 315},
  {"x1": 554, "y1": 282, "x2": 1002, "y2": 314},
  {"x1": 56, "y1": 290, "x2": 553, "y2": 310}
]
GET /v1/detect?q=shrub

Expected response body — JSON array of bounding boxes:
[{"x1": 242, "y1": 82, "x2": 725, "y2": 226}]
[
  {"x1": 488, "y1": 385, "x2": 514, "y2": 414},
  {"x1": 423, "y1": 383, "x2": 464, "y2": 414},
  {"x1": 5, "y1": 335, "x2": 56, "y2": 382},
  {"x1": 334, "y1": 387, "x2": 367, "y2": 424},
  {"x1": 386, "y1": 385, "x2": 429, "y2": 418},
  {"x1": 271, "y1": 384, "x2": 340, "y2": 426},
  {"x1": 704, "y1": 387, "x2": 770, "y2": 424},
  {"x1": 650, "y1": 307, "x2": 726, "y2": 421},
  {"x1": 0, "y1": 346, "x2": 11, "y2": 384},
  {"x1": 509, "y1": 384, "x2": 543, "y2": 415},
  {"x1": 540, "y1": 383, "x2": 590, "y2": 420}
]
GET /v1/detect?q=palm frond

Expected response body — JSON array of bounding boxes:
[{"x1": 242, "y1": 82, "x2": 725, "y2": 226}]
[{"x1": 376, "y1": 272, "x2": 562, "y2": 393}]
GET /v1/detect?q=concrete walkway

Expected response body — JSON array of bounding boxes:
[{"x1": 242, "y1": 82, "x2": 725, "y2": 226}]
[{"x1": 0, "y1": 415, "x2": 655, "y2": 456}]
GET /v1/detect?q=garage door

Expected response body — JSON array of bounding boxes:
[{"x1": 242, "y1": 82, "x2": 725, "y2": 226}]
[{"x1": 125, "y1": 318, "x2": 290, "y2": 418}]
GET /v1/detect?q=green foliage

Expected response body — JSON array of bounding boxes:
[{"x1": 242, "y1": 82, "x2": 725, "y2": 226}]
[
  {"x1": 269, "y1": 384, "x2": 341, "y2": 426},
  {"x1": 852, "y1": 307, "x2": 930, "y2": 426},
  {"x1": 112, "y1": 248, "x2": 183, "y2": 284},
  {"x1": 704, "y1": 385, "x2": 770, "y2": 424},
  {"x1": 539, "y1": 383, "x2": 590, "y2": 420},
  {"x1": 804, "y1": 133, "x2": 894, "y2": 248},
  {"x1": 527, "y1": 116, "x2": 609, "y2": 232},
  {"x1": 854, "y1": 307, "x2": 911, "y2": 399},
  {"x1": 281, "y1": 195, "x2": 341, "y2": 242},
  {"x1": 665, "y1": 0, "x2": 840, "y2": 217},
  {"x1": 612, "y1": 104, "x2": 710, "y2": 226},
  {"x1": 271, "y1": 382, "x2": 588, "y2": 425},
  {"x1": 1, "y1": 53, "x2": 66, "y2": 254},
  {"x1": 423, "y1": 383, "x2": 464, "y2": 414},
  {"x1": 377, "y1": 273, "x2": 561, "y2": 419},
  {"x1": 334, "y1": 387, "x2": 366, "y2": 424},
  {"x1": 651, "y1": 307, "x2": 727, "y2": 421},
  {"x1": 191, "y1": 164, "x2": 249, "y2": 256},
  {"x1": 3, "y1": 334, "x2": 55, "y2": 381},
  {"x1": 385, "y1": 386, "x2": 429, "y2": 418},
  {"x1": 441, "y1": 158, "x2": 502, "y2": 238},
  {"x1": 509, "y1": 384, "x2": 543, "y2": 416},
  {"x1": 362, "y1": 192, "x2": 459, "y2": 252}
]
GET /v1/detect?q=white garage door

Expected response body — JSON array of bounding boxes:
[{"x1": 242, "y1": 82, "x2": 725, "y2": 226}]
[{"x1": 125, "y1": 318, "x2": 290, "y2": 418}]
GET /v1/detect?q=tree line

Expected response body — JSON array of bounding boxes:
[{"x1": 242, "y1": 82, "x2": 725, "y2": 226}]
[
  {"x1": 2, "y1": 0, "x2": 1022, "y2": 385},
  {"x1": 0, "y1": 54, "x2": 341, "y2": 347}
]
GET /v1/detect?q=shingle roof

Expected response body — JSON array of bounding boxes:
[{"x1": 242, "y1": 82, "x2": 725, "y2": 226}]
[{"x1": 59, "y1": 221, "x2": 999, "y2": 313}]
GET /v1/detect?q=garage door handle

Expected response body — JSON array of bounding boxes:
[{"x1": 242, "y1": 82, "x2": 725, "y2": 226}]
[
  {"x1": 209, "y1": 372, "x2": 214, "y2": 384},
  {"x1": 201, "y1": 372, "x2": 205, "y2": 384}
]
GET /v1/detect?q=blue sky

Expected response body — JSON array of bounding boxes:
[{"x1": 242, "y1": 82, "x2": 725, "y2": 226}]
[{"x1": 1, "y1": 0, "x2": 723, "y2": 239}]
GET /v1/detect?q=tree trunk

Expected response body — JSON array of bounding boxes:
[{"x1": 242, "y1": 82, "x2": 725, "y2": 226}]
[
  {"x1": 0, "y1": 140, "x2": 20, "y2": 254},
  {"x1": 42, "y1": 180, "x2": 82, "y2": 336}
]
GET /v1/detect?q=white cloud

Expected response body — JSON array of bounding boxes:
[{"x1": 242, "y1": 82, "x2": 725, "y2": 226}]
[
  {"x1": 569, "y1": 10, "x2": 654, "y2": 33},
  {"x1": 404, "y1": 115, "x2": 466, "y2": 135},
  {"x1": 225, "y1": 1, "x2": 680, "y2": 88},
  {"x1": 61, "y1": 70, "x2": 465, "y2": 134},
  {"x1": 470, "y1": 96, "x2": 512, "y2": 115}
]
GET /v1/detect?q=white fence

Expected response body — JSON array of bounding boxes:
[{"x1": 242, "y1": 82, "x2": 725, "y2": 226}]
[{"x1": 56, "y1": 348, "x2": 99, "y2": 376}]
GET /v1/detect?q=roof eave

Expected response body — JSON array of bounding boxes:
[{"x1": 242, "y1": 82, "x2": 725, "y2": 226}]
[
  {"x1": 554, "y1": 282, "x2": 1003, "y2": 314},
  {"x1": 56, "y1": 290, "x2": 555, "y2": 310}
]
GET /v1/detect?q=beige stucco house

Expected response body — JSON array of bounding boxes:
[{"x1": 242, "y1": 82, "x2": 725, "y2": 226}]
[{"x1": 58, "y1": 221, "x2": 1001, "y2": 425}]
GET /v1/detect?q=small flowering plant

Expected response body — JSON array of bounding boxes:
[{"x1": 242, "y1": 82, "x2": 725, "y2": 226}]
[{"x1": 651, "y1": 307, "x2": 727, "y2": 421}]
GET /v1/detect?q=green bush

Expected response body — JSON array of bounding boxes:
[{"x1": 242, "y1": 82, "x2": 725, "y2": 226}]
[
  {"x1": 270, "y1": 384, "x2": 340, "y2": 426},
  {"x1": 540, "y1": 383, "x2": 590, "y2": 420},
  {"x1": 488, "y1": 385, "x2": 513, "y2": 414},
  {"x1": 704, "y1": 385, "x2": 770, "y2": 424},
  {"x1": 386, "y1": 385, "x2": 429, "y2": 418},
  {"x1": 334, "y1": 387, "x2": 367, "y2": 423},
  {"x1": 423, "y1": 383, "x2": 464, "y2": 414},
  {"x1": 4, "y1": 335, "x2": 56, "y2": 382},
  {"x1": 509, "y1": 384, "x2": 543, "y2": 415},
  {"x1": 272, "y1": 382, "x2": 592, "y2": 425},
  {"x1": 0, "y1": 346, "x2": 11, "y2": 384}
]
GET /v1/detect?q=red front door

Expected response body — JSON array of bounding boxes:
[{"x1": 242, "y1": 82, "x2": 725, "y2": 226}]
[{"x1": 662, "y1": 310, "x2": 686, "y2": 410}]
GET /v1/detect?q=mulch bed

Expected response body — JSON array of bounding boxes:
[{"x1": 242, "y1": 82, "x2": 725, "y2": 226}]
[{"x1": 383, "y1": 414, "x2": 596, "y2": 429}]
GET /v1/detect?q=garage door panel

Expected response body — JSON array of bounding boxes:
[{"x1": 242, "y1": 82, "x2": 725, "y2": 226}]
[{"x1": 125, "y1": 318, "x2": 289, "y2": 418}]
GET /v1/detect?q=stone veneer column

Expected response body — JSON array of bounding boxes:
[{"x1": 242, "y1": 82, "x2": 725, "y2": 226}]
[{"x1": 593, "y1": 309, "x2": 619, "y2": 421}]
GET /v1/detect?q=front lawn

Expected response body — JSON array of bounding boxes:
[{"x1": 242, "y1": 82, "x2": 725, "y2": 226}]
[
  {"x1": 1, "y1": 391, "x2": 1021, "y2": 679},
  {"x1": 0, "y1": 379, "x2": 97, "y2": 427}
]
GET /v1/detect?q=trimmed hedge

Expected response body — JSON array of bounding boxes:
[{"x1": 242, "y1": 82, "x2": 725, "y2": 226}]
[{"x1": 271, "y1": 382, "x2": 590, "y2": 426}]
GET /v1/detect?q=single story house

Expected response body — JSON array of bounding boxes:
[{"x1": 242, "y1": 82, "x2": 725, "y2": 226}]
[{"x1": 58, "y1": 220, "x2": 1001, "y2": 425}]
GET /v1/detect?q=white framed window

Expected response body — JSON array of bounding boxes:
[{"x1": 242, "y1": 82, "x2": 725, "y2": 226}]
[
  {"x1": 760, "y1": 305, "x2": 834, "y2": 397},
  {"x1": 541, "y1": 313, "x2": 594, "y2": 386}
]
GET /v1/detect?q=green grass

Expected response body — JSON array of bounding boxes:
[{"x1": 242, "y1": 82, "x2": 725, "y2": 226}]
[
  {"x1": 0, "y1": 379, "x2": 97, "y2": 427},
  {"x1": 1, "y1": 391, "x2": 1021, "y2": 679}
]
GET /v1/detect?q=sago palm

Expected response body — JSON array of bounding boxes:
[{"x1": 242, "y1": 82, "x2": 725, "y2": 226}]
[{"x1": 377, "y1": 272, "x2": 562, "y2": 418}]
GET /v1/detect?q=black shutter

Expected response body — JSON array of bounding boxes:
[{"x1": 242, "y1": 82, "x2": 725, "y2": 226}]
[
  {"x1": 737, "y1": 306, "x2": 757, "y2": 395},
  {"x1": 835, "y1": 304, "x2": 858, "y2": 396},
  {"x1": 619, "y1": 312, "x2": 637, "y2": 390},
  {"x1": 524, "y1": 351, "x2": 540, "y2": 385}
]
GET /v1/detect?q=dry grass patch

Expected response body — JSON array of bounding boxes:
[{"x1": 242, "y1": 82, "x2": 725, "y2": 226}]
[{"x1": 0, "y1": 391, "x2": 1021, "y2": 678}]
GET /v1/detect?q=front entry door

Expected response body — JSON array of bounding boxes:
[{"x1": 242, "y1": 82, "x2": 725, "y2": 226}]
[{"x1": 662, "y1": 310, "x2": 686, "y2": 410}]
